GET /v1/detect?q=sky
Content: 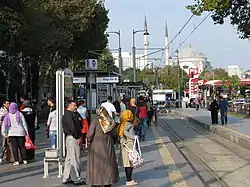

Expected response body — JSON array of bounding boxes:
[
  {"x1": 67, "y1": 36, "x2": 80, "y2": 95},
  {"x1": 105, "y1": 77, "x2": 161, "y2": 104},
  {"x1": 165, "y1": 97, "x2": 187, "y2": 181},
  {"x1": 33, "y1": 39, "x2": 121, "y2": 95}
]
[{"x1": 105, "y1": 0, "x2": 250, "y2": 70}]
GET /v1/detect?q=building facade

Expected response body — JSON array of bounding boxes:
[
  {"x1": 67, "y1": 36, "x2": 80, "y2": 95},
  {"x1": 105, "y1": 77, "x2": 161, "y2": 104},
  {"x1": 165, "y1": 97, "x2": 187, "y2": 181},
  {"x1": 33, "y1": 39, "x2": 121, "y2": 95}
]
[
  {"x1": 112, "y1": 52, "x2": 147, "y2": 71},
  {"x1": 170, "y1": 45, "x2": 212, "y2": 76},
  {"x1": 227, "y1": 65, "x2": 245, "y2": 78}
]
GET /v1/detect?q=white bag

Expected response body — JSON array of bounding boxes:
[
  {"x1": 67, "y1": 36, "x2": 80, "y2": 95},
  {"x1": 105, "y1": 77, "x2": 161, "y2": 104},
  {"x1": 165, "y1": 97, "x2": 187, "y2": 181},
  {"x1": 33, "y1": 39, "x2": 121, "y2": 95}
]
[{"x1": 124, "y1": 136, "x2": 144, "y2": 168}]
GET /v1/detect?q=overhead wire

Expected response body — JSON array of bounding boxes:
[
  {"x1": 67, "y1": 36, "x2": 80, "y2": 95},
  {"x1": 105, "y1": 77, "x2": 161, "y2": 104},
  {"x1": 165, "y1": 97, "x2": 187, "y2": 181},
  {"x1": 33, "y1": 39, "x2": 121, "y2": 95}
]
[
  {"x1": 136, "y1": 3, "x2": 202, "y2": 60},
  {"x1": 168, "y1": 11, "x2": 212, "y2": 60}
]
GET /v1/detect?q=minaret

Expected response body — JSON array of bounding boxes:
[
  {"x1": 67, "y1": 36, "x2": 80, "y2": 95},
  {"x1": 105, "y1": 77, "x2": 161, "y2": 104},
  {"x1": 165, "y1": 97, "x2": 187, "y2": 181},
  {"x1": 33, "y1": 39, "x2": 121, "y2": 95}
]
[
  {"x1": 144, "y1": 14, "x2": 149, "y2": 69},
  {"x1": 165, "y1": 20, "x2": 169, "y2": 66}
]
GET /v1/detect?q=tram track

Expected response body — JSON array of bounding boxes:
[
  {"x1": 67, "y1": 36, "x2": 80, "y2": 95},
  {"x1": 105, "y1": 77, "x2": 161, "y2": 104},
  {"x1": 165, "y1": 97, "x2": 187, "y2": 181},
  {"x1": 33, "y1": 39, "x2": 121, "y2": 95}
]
[{"x1": 158, "y1": 117, "x2": 232, "y2": 187}]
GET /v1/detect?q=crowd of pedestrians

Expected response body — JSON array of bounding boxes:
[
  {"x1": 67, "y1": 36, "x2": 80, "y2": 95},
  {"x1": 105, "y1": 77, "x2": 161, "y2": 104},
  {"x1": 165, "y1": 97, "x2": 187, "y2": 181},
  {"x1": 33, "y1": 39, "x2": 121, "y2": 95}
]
[
  {"x1": 0, "y1": 94, "x2": 155, "y2": 186},
  {"x1": 0, "y1": 98, "x2": 38, "y2": 165},
  {"x1": 60, "y1": 95, "x2": 154, "y2": 186}
]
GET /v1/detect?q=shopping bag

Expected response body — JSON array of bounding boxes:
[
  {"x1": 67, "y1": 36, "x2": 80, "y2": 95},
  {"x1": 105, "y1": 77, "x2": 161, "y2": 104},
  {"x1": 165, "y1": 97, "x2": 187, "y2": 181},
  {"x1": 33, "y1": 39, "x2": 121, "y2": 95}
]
[
  {"x1": 25, "y1": 135, "x2": 36, "y2": 150},
  {"x1": 124, "y1": 136, "x2": 144, "y2": 168}
]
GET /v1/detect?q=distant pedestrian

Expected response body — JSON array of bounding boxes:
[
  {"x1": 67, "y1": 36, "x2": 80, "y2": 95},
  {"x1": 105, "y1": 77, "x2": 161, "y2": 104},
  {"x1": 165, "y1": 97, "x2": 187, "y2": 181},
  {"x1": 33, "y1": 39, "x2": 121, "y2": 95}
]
[
  {"x1": 194, "y1": 97, "x2": 200, "y2": 111},
  {"x1": 0, "y1": 100, "x2": 9, "y2": 163},
  {"x1": 21, "y1": 100, "x2": 38, "y2": 160},
  {"x1": 77, "y1": 99, "x2": 89, "y2": 146},
  {"x1": 62, "y1": 100, "x2": 85, "y2": 185},
  {"x1": 209, "y1": 100, "x2": 219, "y2": 124},
  {"x1": 86, "y1": 107, "x2": 119, "y2": 187},
  {"x1": 47, "y1": 98, "x2": 57, "y2": 148},
  {"x1": 219, "y1": 97, "x2": 229, "y2": 125},
  {"x1": 137, "y1": 96, "x2": 148, "y2": 141}
]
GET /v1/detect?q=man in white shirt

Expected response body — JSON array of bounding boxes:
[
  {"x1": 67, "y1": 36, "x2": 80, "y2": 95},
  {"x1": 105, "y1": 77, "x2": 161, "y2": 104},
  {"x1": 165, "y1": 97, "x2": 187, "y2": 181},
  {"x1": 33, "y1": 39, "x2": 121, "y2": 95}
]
[{"x1": 101, "y1": 96, "x2": 119, "y2": 118}]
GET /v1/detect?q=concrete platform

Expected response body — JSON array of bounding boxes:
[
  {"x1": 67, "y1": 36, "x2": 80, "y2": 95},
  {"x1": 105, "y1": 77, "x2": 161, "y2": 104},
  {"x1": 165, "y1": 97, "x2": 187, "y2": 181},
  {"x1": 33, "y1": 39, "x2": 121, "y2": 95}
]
[
  {"x1": 0, "y1": 125, "x2": 203, "y2": 187},
  {"x1": 171, "y1": 108, "x2": 250, "y2": 150}
]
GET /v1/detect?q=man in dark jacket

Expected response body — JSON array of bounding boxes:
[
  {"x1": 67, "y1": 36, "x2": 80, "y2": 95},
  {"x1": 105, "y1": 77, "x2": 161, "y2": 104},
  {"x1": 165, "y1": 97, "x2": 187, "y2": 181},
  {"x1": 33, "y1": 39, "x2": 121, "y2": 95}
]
[{"x1": 62, "y1": 100, "x2": 86, "y2": 185}]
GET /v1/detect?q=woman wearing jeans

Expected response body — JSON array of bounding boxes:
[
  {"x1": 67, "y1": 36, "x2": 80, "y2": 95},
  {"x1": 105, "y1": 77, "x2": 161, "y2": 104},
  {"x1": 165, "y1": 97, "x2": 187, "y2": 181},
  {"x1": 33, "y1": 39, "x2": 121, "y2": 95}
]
[
  {"x1": 2, "y1": 102, "x2": 28, "y2": 166},
  {"x1": 47, "y1": 106, "x2": 57, "y2": 148}
]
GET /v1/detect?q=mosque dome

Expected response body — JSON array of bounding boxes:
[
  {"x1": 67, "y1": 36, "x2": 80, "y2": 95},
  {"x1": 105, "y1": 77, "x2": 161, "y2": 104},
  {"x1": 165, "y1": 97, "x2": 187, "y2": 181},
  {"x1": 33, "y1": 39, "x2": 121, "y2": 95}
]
[{"x1": 179, "y1": 45, "x2": 205, "y2": 59}]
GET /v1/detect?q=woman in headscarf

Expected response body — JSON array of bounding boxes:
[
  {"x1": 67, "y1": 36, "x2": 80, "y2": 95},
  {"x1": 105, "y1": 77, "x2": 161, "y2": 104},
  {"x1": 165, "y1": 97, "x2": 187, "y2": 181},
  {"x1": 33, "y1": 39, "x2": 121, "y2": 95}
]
[
  {"x1": 86, "y1": 107, "x2": 119, "y2": 187},
  {"x1": 2, "y1": 102, "x2": 28, "y2": 166},
  {"x1": 117, "y1": 110, "x2": 138, "y2": 186}
]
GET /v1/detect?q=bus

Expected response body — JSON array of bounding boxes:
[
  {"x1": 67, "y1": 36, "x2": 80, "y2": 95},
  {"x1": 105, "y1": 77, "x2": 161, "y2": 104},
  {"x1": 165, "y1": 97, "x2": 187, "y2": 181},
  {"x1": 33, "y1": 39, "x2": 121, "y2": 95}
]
[{"x1": 152, "y1": 89, "x2": 176, "y2": 108}]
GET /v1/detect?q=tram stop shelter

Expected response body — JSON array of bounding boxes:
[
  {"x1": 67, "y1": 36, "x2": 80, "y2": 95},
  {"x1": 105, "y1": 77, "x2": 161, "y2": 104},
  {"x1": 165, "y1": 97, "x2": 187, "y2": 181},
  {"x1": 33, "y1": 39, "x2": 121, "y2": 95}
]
[{"x1": 73, "y1": 71, "x2": 121, "y2": 119}]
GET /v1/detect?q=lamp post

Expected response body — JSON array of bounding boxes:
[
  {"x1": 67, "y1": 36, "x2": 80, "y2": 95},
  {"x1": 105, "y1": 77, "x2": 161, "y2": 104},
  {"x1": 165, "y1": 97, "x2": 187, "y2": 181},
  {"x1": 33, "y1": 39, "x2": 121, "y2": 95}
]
[
  {"x1": 107, "y1": 30, "x2": 122, "y2": 75},
  {"x1": 176, "y1": 50, "x2": 181, "y2": 107},
  {"x1": 132, "y1": 29, "x2": 149, "y2": 82}
]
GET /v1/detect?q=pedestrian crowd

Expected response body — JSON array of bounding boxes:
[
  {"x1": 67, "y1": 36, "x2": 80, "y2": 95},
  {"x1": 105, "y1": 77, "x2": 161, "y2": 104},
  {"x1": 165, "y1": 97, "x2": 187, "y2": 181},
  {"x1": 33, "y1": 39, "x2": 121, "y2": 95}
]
[
  {"x1": 0, "y1": 97, "x2": 38, "y2": 165},
  {"x1": 60, "y1": 95, "x2": 154, "y2": 186},
  {"x1": 0, "y1": 94, "x2": 155, "y2": 187}
]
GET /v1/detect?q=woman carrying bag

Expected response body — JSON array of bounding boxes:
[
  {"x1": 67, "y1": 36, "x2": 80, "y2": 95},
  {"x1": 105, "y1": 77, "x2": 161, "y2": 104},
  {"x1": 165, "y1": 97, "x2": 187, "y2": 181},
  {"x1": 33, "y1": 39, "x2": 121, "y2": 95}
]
[{"x1": 117, "y1": 110, "x2": 142, "y2": 186}]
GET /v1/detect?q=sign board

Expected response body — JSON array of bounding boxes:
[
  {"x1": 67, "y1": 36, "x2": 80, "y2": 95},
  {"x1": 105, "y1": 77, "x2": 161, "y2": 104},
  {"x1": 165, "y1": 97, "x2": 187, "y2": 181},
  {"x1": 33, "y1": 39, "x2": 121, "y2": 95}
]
[
  {"x1": 73, "y1": 77, "x2": 86, "y2": 84},
  {"x1": 64, "y1": 68, "x2": 74, "y2": 105},
  {"x1": 85, "y1": 59, "x2": 98, "y2": 70},
  {"x1": 96, "y1": 76, "x2": 119, "y2": 83}
]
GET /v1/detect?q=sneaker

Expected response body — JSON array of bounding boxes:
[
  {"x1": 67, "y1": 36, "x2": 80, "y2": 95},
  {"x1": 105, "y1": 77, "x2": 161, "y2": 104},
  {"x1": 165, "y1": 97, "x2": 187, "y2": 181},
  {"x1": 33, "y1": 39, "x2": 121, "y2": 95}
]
[
  {"x1": 62, "y1": 179, "x2": 74, "y2": 184},
  {"x1": 23, "y1": 160, "x2": 28, "y2": 164},
  {"x1": 126, "y1": 180, "x2": 138, "y2": 186},
  {"x1": 13, "y1": 161, "x2": 19, "y2": 166},
  {"x1": 73, "y1": 178, "x2": 86, "y2": 185}
]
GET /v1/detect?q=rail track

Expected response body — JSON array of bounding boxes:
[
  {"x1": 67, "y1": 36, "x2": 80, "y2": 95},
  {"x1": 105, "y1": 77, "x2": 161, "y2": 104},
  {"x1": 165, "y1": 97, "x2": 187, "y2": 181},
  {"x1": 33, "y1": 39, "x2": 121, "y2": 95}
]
[{"x1": 158, "y1": 118, "x2": 231, "y2": 187}]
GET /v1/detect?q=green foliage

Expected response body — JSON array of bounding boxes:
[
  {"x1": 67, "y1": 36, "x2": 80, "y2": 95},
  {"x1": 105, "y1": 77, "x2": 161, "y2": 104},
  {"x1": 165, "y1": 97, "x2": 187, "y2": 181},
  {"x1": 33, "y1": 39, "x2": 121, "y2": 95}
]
[
  {"x1": 187, "y1": 0, "x2": 250, "y2": 39},
  {"x1": 0, "y1": 0, "x2": 110, "y2": 98},
  {"x1": 159, "y1": 66, "x2": 188, "y2": 91}
]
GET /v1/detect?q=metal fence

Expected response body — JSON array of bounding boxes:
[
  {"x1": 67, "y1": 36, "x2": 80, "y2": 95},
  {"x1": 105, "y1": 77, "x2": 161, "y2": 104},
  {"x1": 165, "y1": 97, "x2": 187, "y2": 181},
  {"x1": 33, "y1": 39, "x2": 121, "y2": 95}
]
[{"x1": 228, "y1": 103, "x2": 250, "y2": 116}]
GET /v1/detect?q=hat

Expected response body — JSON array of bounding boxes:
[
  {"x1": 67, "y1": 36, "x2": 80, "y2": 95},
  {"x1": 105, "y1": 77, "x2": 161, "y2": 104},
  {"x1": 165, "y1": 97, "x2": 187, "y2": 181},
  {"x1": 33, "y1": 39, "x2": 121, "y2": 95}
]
[{"x1": 23, "y1": 100, "x2": 32, "y2": 107}]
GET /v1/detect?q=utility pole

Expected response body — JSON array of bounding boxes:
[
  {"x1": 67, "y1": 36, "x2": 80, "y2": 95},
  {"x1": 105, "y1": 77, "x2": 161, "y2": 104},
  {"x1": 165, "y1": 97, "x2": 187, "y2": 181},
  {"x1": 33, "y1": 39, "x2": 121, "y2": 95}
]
[
  {"x1": 176, "y1": 50, "x2": 181, "y2": 107},
  {"x1": 132, "y1": 28, "x2": 149, "y2": 82}
]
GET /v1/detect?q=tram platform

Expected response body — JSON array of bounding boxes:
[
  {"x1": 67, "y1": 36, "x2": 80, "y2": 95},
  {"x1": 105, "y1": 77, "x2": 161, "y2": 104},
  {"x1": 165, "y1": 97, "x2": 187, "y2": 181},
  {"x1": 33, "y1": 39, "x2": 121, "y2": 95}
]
[
  {"x1": 0, "y1": 124, "x2": 204, "y2": 187},
  {"x1": 171, "y1": 108, "x2": 250, "y2": 150}
]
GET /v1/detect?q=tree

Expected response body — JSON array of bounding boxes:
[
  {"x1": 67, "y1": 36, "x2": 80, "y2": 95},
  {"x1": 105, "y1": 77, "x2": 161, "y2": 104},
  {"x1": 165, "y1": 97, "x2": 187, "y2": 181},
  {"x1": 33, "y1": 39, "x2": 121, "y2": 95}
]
[
  {"x1": 199, "y1": 68, "x2": 229, "y2": 80},
  {"x1": 0, "y1": 0, "x2": 110, "y2": 100},
  {"x1": 187, "y1": 0, "x2": 250, "y2": 39},
  {"x1": 159, "y1": 66, "x2": 188, "y2": 91}
]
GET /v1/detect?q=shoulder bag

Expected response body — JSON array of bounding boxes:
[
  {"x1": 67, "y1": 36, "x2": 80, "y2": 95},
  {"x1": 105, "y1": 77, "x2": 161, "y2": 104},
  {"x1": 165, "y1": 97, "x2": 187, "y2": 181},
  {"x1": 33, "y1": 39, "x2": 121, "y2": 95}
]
[{"x1": 124, "y1": 136, "x2": 144, "y2": 168}]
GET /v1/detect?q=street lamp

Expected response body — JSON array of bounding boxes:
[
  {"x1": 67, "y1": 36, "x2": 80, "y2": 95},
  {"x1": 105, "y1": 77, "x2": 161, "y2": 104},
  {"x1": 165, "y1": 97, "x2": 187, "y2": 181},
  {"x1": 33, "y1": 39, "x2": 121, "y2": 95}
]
[
  {"x1": 176, "y1": 50, "x2": 181, "y2": 108},
  {"x1": 132, "y1": 29, "x2": 149, "y2": 82},
  {"x1": 106, "y1": 30, "x2": 122, "y2": 75}
]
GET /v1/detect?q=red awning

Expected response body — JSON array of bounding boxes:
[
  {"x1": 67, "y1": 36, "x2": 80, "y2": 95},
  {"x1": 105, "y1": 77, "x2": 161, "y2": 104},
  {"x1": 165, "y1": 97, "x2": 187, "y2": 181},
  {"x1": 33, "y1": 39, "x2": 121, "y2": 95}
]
[{"x1": 240, "y1": 79, "x2": 250, "y2": 85}]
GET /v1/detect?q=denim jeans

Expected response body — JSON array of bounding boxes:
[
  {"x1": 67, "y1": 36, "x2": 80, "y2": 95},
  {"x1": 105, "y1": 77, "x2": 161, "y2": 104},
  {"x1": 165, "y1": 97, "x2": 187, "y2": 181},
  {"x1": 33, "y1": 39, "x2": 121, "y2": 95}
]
[
  {"x1": 138, "y1": 118, "x2": 148, "y2": 140},
  {"x1": 49, "y1": 130, "x2": 57, "y2": 149}
]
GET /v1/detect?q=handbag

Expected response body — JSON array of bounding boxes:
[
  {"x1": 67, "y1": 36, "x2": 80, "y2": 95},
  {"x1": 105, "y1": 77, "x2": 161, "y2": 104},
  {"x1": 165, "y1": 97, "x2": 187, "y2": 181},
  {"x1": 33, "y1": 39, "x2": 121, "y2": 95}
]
[
  {"x1": 25, "y1": 135, "x2": 36, "y2": 150},
  {"x1": 124, "y1": 136, "x2": 144, "y2": 168}
]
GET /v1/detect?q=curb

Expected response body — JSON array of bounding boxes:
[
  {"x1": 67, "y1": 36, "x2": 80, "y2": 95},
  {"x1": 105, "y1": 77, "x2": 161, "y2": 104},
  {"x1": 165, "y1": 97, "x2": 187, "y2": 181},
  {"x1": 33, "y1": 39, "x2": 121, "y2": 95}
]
[{"x1": 170, "y1": 110, "x2": 250, "y2": 150}]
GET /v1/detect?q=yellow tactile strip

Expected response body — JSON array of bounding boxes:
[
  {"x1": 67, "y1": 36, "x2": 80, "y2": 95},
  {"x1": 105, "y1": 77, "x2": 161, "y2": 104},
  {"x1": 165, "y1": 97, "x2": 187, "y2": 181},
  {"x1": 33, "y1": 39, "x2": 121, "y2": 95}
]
[{"x1": 151, "y1": 125, "x2": 189, "y2": 187}]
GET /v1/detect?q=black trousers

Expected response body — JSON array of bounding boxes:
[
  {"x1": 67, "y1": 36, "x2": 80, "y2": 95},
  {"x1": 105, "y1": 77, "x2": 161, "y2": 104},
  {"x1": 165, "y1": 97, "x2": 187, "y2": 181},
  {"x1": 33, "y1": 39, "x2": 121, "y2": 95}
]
[
  {"x1": 125, "y1": 167, "x2": 133, "y2": 182},
  {"x1": 211, "y1": 111, "x2": 218, "y2": 124},
  {"x1": 10, "y1": 136, "x2": 27, "y2": 162}
]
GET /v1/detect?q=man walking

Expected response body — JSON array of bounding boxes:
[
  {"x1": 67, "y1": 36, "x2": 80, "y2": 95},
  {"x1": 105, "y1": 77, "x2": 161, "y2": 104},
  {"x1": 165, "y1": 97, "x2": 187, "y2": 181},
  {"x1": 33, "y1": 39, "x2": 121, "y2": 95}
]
[
  {"x1": 62, "y1": 100, "x2": 85, "y2": 185},
  {"x1": 219, "y1": 96, "x2": 229, "y2": 125}
]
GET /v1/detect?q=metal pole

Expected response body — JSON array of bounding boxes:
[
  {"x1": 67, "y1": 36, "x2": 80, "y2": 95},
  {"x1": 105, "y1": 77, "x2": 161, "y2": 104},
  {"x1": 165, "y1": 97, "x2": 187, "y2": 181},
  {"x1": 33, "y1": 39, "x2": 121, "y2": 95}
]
[
  {"x1": 132, "y1": 29, "x2": 136, "y2": 82},
  {"x1": 176, "y1": 50, "x2": 181, "y2": 107},
  {"x1": 118, "y1": 30, "x2": 122, "y2": 76}
]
